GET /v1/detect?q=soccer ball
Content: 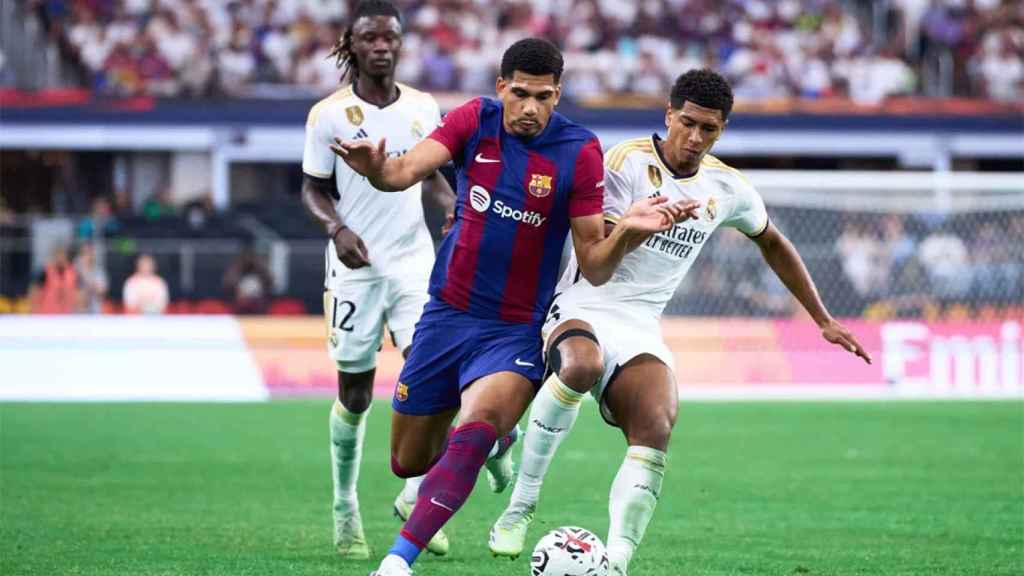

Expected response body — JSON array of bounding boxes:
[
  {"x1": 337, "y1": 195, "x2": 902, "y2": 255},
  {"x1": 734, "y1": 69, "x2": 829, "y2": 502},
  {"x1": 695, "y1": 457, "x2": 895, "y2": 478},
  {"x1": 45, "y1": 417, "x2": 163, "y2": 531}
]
[{"x1": 530, "y1": 526, "x2": 608, "y2": 576}]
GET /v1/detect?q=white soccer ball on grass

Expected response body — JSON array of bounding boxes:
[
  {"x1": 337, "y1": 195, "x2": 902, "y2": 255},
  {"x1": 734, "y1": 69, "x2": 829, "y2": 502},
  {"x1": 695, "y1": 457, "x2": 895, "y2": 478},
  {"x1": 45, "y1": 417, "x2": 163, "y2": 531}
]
[{"x1": 530, "y1": 526, "x2": 608, "y2": 576}]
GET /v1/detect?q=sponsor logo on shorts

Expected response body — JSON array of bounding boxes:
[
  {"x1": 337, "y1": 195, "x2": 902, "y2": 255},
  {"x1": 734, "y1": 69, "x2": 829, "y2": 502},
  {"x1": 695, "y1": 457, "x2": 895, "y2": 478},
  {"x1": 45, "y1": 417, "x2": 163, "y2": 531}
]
[
  {"x1": 514, "y1": 358, "x2": 535, "y2": 367},
  {"x1": 395, "y1": 383, "x2": 409, "y2": 402},
  {"x1": 470, "y1": 185, "x2": 491, "y2": 212}
]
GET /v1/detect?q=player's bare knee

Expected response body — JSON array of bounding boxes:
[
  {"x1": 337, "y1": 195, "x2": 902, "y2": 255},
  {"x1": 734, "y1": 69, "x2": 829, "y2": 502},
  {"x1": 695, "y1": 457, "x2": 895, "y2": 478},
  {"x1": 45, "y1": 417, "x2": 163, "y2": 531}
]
[
  {"x1": 548, "y1": 328, "x2": 602, "y2": 393},
  {"x1": 391, "y1": 451, "x2": 426, "y2": 478},
  {"x1": 557, "y1": 360, "x2": 603, "y2": 393},
  {"x1": 626, "y1": 411, "x2": 675, "y2": 451},
  {"x1": 337, "y1": 369, "x2": 374, "y2": 414},
  {"x1": 339, "y1": 387, "x2": 372, "y2": 414},
  {"x1": 457, "y1": 409, "x2": 509, "y2": 436}
]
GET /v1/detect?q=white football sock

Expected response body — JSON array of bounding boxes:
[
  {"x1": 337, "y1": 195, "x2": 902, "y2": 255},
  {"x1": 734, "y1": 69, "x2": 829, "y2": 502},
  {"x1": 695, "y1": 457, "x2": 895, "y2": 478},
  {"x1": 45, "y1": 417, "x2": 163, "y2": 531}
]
[
  {"x1": 330, "y1": 399, "x2": 369, "y2": 511},
  {"x1": 607, "y1": 446, "x2": 666, "y2": 568},
  {"x1": 506, "y1": 374, "x2": 584, "y2": 516},
  {"x1": 399, "y1": 474, "x2": 423, "y2": 505}
]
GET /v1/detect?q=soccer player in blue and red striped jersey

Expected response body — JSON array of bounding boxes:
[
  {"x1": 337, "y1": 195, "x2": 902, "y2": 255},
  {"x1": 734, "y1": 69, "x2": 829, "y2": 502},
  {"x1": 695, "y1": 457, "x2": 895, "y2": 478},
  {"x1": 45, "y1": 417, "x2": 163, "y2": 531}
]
[{"x1": 334, "y1": 38, "x2": 698, "y2": 576}]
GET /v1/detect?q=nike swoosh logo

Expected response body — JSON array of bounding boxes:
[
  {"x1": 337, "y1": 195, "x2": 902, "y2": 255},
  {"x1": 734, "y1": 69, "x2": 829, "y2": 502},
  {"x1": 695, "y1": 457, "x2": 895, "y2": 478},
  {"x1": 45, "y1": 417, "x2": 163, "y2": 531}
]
[
  {"x1": 430, "y1": 497, "x2": 454, "y2": 512},
  {"x1": 475, "y1": 153, "x2": 501, "y2": 164},
  {"x1": 514, "y1": 358, "x2": 535, "y2": 367}
]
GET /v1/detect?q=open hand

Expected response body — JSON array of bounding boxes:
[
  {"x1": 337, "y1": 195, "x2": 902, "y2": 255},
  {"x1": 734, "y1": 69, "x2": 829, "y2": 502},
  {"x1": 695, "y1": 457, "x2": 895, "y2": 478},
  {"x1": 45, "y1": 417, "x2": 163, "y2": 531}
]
[
  {"x1": 333, "y1": 227, "x2": 370, "y2": 269},
  {"x1": 331, "y1": 137, "x2": 387, "y2": 179},
  {"x1": 821, "y1": 318, "x2": 872, "y2": 364},
  {"x1": 621, "y1": 196, "x2": 701, "y2": 235}
]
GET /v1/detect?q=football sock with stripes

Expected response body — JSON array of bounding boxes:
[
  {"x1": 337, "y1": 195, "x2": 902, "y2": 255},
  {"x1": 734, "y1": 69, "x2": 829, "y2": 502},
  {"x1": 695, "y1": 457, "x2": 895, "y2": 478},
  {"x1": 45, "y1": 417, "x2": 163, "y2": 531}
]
[
  {"x1": 389, "y1": 421, "x2": 498, "y2": 566},
  {"x1": 329, "y1": 399, "x2": 368, "y2": 512},
  {"x1": 606, "y1": 446, "x2": 667, "y2": 568},
  {"x1": 506, "y1": 374, "x2": 585, "y2": 516}
]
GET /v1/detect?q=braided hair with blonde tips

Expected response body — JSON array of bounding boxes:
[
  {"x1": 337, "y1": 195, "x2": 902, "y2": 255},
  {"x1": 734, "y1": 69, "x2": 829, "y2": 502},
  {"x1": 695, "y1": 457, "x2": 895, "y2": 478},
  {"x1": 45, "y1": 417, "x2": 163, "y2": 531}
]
[{"x1": 327, "y1": 0, "x2": 402, "y2": 82}]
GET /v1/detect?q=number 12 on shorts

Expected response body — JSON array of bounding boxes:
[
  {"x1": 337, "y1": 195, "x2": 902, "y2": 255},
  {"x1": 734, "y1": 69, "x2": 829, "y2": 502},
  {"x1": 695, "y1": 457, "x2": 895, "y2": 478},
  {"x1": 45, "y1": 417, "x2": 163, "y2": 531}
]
[{"x1": 326, "y1": 294, "x2": 357, "y2": 332}]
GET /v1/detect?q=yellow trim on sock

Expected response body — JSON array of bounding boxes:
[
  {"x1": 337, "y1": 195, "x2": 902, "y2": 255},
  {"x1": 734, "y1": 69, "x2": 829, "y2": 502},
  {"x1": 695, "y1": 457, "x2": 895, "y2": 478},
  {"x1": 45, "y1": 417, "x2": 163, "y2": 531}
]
[
  {"x1": 545, "y1": 374, "x2": 585, "y2": 408},
  {"x1": 626, "y1": 447, "x2": 667, "y2": 475},
  {"x1": 333, "y1": 399, "x2": 367, "y2": 426}
]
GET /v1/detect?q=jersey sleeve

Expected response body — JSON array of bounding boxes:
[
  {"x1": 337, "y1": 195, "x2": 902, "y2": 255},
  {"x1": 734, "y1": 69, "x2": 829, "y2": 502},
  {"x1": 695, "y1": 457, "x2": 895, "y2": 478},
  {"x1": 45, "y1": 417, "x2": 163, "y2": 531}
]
[
  {"x1": 723, "y1": 173, "x2": 769, "y2": 237},
  {"x1": 427, "y1": 97, "x2": 482, "y2": 160},
  {"x1": 600, "y1": 155, "x2": 633, "y2": 223},
  {"x1": 569, "y1": 138, "x2": 605, "y2": 218},
  {"x1": 302, "y1": 104, "x2": 335, "y2": 179}
]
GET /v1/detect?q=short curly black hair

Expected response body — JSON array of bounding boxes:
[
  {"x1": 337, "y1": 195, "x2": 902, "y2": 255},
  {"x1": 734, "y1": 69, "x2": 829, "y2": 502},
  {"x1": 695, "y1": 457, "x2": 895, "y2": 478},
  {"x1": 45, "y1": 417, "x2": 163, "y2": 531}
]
[
  {"x1": 670, "y1": 69, "x2": 734, "y2": 119},
  {"x1": 500, "y1": 38, "x2": 564, "y2": 82}
]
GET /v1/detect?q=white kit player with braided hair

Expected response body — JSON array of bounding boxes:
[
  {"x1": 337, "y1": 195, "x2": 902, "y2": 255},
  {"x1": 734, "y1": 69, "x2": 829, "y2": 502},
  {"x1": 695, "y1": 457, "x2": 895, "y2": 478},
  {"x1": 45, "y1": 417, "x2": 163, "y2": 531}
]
[{"x1": 489, "y1": 69, "x2": 872, "y2": 575}]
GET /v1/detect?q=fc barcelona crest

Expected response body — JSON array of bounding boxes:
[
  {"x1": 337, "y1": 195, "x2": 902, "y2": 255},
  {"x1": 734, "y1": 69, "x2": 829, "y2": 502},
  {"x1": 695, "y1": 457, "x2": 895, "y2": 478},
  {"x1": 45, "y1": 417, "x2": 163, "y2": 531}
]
[
  {"x1": 529, "y1": 174, "x2": 553, "y2": 198},
  {"x1": 345, "y1": 105, "x2": 364, "y2": 126},
  {"x1": 647, "y1": 165, "x2": 663, "y2": 189},
  {"x1": 395, "y1": 383, "x2": 409, "y2": 402},
  {"x1": 705, "y1": 196, "x2": 717, "y2": 221}
]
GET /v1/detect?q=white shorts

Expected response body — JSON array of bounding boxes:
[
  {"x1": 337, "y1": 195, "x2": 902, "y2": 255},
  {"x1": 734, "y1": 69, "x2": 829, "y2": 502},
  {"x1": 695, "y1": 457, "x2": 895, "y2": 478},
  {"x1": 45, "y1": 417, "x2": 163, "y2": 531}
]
[
  {"x1": 542, "y1": 293, "x2": 673, "y2": 426},
  {"x1": 323, "y1": 261, "x2": 430, "y2": 373}
]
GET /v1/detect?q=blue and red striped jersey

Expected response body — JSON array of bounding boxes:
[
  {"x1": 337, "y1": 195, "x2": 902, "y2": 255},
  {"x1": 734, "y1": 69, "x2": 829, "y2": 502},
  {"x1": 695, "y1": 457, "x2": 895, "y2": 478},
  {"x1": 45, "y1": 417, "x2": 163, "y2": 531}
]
[{"x1": 427, "y1": 97, "x2": 604, "y2": 324}]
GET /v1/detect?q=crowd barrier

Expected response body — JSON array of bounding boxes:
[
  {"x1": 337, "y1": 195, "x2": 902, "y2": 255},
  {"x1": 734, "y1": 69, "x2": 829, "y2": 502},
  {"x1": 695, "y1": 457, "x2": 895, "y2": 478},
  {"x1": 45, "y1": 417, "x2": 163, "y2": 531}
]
[{"x1": 1, "y1": 316, "x2": 1020, "y2": 401}]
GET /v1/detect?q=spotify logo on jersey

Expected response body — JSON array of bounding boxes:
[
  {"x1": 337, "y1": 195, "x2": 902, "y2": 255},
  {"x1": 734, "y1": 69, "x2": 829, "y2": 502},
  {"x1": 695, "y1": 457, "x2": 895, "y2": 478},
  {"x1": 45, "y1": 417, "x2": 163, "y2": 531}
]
[{"x1": 470, "y1": 186, "x2": 492, "y2": 212}]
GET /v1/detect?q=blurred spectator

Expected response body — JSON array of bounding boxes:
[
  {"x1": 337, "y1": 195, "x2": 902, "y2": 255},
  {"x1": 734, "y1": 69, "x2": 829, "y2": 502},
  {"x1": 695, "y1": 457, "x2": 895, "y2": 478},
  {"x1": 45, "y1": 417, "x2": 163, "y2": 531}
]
[
  {"x1": 184, "y1": 194, "x2": 215, "y2": 231},
  {"x1": 30, "y1": 246, "x2": 78, "y2": 314},
  {"x1": 880, "y1": 215, "x2": 917, "y2": 269},
  {"x1": 74, "y1": 242, "x2": 108, "y2": 314},
  {"x1": 223, "y1": 248, "x2": 274, "y2": 315},
  {"x1": 971, "y1": 221, "x2": 1020, "y2": 300},
  {"x1": 123, "y1": 254, "x2": 169, "y2": 314},
  {"x1": 76, "y1": 196, "x2": 119, "y2": 240},
  {"x1": 918, "y1": 224, "x2": 971, "y2": 299},
  {"x1": 836, "y1": 221, "x2": 886, "y2": 298},
  {"x1": 142, "y1": 186, "x2": 175, "y2": 221},
  {"x1": 34, "y1": 0, "x2": 1022, "y2": 101}
]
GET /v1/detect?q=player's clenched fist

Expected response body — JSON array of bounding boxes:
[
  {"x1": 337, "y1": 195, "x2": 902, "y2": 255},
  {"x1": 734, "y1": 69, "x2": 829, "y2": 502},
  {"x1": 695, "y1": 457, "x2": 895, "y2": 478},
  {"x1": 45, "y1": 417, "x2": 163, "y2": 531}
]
[{"x1": 332, "y1": 226, "x2": 371, "y2": 269}]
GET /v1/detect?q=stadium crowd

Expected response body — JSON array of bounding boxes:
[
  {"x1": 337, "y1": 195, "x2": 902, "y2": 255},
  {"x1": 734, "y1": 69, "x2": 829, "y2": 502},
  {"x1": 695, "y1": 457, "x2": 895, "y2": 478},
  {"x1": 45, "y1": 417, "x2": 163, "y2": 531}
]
[{"x1": 31, "y1": 0, "x2": 1023, "y2": 102}]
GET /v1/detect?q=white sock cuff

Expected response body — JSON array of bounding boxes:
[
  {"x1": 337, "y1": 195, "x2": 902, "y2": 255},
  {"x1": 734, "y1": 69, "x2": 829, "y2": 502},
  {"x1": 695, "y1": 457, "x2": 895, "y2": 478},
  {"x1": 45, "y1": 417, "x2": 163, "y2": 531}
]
[
  {"x1": 545, "y1": 374, "x2": 585, "y2": 407},
  {"x1": 625, "y1": 446, "x2": 666, "y2": 475},
  {"x1": 332, "y1": 399, "x2": 370, "y2": 427}
]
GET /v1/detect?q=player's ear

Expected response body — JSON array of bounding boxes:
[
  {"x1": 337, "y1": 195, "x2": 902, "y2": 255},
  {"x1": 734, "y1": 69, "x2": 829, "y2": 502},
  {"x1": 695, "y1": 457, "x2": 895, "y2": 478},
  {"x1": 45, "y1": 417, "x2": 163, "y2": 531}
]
[
  {"x1": 664, "y1": 104, "x2": 673, "y2": 129},
  {"x1": 495, "y1": 76, "x2": 507, "y2": 97},
  {"x1": 552, "y1": 85, "x2": 561, "y2": 106}
]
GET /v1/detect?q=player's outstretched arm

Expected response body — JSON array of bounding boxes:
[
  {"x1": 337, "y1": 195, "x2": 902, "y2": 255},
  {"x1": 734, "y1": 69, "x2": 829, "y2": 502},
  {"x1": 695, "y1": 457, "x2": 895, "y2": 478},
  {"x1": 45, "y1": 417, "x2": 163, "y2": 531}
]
[
  {"x1": 751, "y1": 223, "x2": 872, "y2": 364},
  {"x1": 572, "y1": 197, "x2": 699, "y2": 286},
  {"x1": 330, "y1": 137, "x2": 452, "y2": 192}
]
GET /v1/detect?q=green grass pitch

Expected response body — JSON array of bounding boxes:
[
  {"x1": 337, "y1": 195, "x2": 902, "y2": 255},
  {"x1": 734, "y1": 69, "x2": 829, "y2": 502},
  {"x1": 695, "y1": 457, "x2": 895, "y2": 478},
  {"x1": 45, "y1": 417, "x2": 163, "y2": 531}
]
[{"x1": 2, "y1": 400, "x2": 1021, "y2": 575}]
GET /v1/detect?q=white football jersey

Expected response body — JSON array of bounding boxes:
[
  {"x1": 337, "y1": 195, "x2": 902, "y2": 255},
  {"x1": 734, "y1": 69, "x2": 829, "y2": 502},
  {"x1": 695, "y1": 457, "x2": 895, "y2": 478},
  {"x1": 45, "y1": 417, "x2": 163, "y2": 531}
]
[
  {"x1": 555, "y1": 135, "x2": 769, "y2": 316},
  {"x1": 303, "y1": 83, "x2": 441, "y2": 280}
]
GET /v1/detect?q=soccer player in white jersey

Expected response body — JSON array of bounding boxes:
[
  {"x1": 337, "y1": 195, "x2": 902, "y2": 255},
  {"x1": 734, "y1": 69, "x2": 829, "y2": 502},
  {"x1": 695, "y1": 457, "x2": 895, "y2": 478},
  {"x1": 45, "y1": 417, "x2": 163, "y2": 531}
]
[
  {"x1": 489, "y1": 69, "x2": 873, "y2": 574},
  {"x1": 301, "y1": 0, "x2": 455, "y2": 561}
]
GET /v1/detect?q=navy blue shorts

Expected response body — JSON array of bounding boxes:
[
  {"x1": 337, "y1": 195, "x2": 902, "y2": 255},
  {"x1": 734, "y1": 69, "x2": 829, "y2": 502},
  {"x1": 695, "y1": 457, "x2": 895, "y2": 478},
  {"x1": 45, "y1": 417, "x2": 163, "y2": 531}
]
[{"x1": 392, "y1": 298, "x2": 545, "y2": 416}]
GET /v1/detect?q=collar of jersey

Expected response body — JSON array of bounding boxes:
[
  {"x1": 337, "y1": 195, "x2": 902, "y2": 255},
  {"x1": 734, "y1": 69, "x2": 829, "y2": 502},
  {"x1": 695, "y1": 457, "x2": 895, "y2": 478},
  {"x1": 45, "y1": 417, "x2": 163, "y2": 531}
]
[
  {"x1": 352, "y1": 83, "x2": 404, "y2": 110},
  {"x1": 651, "y1": 134, "x2": 701, "y2": 182}
]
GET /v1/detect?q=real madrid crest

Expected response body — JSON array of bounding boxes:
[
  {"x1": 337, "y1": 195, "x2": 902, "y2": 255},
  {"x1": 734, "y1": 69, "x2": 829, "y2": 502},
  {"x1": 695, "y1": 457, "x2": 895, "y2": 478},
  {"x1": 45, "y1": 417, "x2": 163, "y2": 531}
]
[
  {"x1": 705, "y1": 196, "x2": 717, "y2": 221},
  {"x1": 345, "y1": 105, "x2": 364, "y2": 126},
  {"x1": 528, "y1": 174, "x2": 553, "y2": 198},
  {"x1": 647, "y1": 165, "x2": 663, "y2": 189},
  {"x1": 411, "y1": 119, "x2": 425, "y2": 139}
]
